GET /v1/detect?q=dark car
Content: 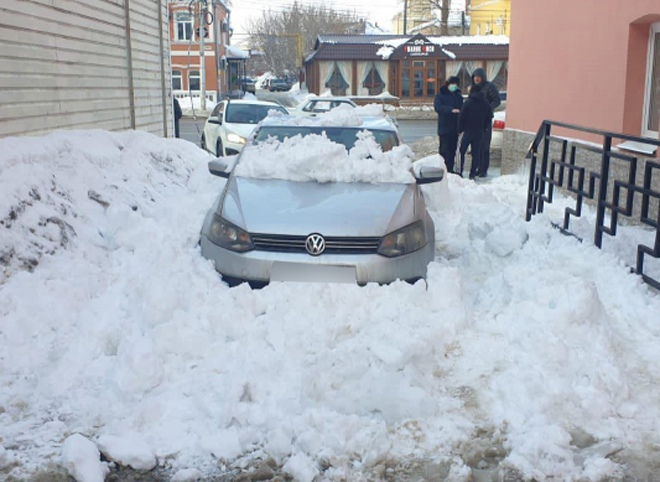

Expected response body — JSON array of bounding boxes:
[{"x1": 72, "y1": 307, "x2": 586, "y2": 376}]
[{"x1": 269, "y1": 79, "x2": 289, "y2": 92}]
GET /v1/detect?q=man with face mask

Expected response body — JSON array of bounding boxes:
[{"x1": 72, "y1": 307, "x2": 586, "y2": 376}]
[
  {"x1": 471, "y1": 67, "x2": 501, "y2": 177},
  {"x1": 433, "y1": 76, "x2": 464, "y2": 174}
]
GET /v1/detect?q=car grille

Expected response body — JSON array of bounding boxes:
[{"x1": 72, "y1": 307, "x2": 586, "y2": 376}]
[{"x1": 251, "y1": 233, "x2": 381, "y2": 254}]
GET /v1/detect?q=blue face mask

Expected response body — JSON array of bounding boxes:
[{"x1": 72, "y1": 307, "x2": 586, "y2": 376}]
[{"x1": 448, "y1": 84, "x2": 458, "y2": 92}]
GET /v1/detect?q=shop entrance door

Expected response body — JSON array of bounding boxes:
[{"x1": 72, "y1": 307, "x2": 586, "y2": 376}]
[
  {"x1": 412, "y1": 60, "x2": 436, "y2": 99},
  {"x1": 412, "y1": 64, "x2": 425, "y2": 97},
  {"x1": 401, "y1": 60, "x2": 438, "y2": 100}
]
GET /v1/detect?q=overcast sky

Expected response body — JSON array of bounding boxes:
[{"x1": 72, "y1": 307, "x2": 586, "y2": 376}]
[{"x1": 229, "y1": 0, "x2": 403, "y2": 39}]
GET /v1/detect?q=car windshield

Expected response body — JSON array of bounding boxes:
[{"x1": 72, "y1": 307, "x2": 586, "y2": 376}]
[
  {"x1": 225, "y1": 104, "x2": 287, "y2": 124},
  {"x1": 254, "y1": 126, "x2": 399, "y2": 152}
]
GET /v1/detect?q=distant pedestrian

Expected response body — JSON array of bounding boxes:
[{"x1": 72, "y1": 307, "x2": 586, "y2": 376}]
[
  {"x1": 433, "y1": 76, "x2": 463, "y2": 174},
  {"x1": 173, "y1": 97, "x2": 183, "y2": 138},
  {"x1": 470, "y1": 67, "x2": 500, "y2": 177},
  {"x1": 458, "y1": 83, "x2": 492, "y2": 179}
]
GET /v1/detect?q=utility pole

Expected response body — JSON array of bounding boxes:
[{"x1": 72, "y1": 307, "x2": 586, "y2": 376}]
[
  {"x1": 403, "y1": 0, "x2": 408, "y2": 35},
  {"x1": 199, "y1": 1, "x2": 206, "y2": 111},
  {"x1": 212, "y1": 0, "x2": 221, "y2": 100}
]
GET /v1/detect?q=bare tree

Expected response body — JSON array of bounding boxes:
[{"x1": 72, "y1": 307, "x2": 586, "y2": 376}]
[
  {"x1": 417, "y1": 0, "x2": 467, "y2": 36},
  {"x1": 426, "y1": 0, "x2": 451, "y2": 35},
  {"x1": 246, "y1": 2, "x2": 361, "y2": 76}
]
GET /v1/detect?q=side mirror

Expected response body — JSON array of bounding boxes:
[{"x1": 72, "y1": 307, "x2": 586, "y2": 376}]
[
  {"x1": 208, "y1": 158, "x2": 230, "y2": 178},
  {"x1": 415, "y1": 165, "x2": 445, "y2": 184},
  {"x1": 208, "y1": 115, "x2": 222, "y2": 125}
]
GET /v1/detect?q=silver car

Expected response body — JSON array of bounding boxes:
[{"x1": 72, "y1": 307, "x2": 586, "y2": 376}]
[{"x1": 199, "y1": 116, "x2": 445, "y2": 287}]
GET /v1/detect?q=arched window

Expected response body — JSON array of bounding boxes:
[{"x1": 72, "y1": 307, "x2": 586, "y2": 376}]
[
  {"x1": 363, "y1": 63, "x2": 384, "y2": 96},
  {"x1": 175, "y1": 11, "x2": 193, "y2": 41},
  {"x1": 325, "y1": 63, "x2": 349, "y2": 96}
]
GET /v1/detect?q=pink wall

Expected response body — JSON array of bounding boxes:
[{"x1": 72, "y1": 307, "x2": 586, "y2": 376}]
[{"x1": 508, "y1": 0, "x2": 660, "y2": 139}]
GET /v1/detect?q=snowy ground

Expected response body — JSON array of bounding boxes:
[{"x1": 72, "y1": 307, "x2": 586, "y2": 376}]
[{"x1": 1, "y1": 128, "x2": 660, "y2": 482}]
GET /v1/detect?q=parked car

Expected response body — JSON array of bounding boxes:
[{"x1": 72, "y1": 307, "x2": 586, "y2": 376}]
[
  {"x1": 496, "y1": 91, "x2": 507, "y2": 112},
  {"x1": 239, "y1": 77, "x2": 256, "y2": 94},
  {"x1": 199, "y1": 115, "x2": 445, "y2": 287},
  {"x1": 268, "y1": 79, "x2": 289, "y2": 92},
  {"x1": 491, "y1": 110, "x2": 506, "y2": 149},
  {"x1": 201, "y1": 99, "x2": 288, "y2": 157},
  {"x1": 288, "y1": 97, "x2": 358, "y2": 117}
]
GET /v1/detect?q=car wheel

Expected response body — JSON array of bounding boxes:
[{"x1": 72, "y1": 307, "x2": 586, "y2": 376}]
[
  {"x1": 216, "y1": 139, "x2": 224, "y2": 157},
  {"x1": 201, "y1": 134, "x2": 206, "y2": 150}
]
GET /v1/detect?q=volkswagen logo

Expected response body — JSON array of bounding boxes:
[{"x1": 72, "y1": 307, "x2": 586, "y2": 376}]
[{"x1": 305, "y1": 233, "x2": 326, "y2": 256}]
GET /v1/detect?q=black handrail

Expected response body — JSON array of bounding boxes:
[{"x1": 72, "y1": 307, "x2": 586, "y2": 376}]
[{"x1": 525, "y1": 120, "x2": 660, "y2": 290}]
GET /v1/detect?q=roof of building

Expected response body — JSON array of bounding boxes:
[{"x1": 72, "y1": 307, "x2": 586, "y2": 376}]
[
  {"x1": 225, "y1": 44, "x2": 249, "y2": 59},
  {"x1": 307, "y1": 34, "x2": 509, "y2": 63}
]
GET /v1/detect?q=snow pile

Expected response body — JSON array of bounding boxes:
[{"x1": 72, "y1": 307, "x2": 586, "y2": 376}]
[
  {"x1": 176, "y1": 95, "x2": 215, "y2": 114},
  {"x1": 235, "y1": 130, "x2": 415, "y2": 184},
  {"x1": 62, "y1": 434, "x2": 109, "y2": 482},
  {"x1": 377, "y1": 45, "x2": 395, "y2": 60},
  {"x1": 264, "y1": 103, "x2": 388, "y2": 128},
  {"x1": 0, "y1": 129, "x2": 210, "y2": 284},
  {"x1": 1, "y1": 130, "x2": 659, "y2": 481}
]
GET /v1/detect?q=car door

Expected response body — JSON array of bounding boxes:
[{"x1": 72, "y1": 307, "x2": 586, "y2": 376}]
[{"x1": 205, "y1": 102, "x2": 225, "y2": 155}]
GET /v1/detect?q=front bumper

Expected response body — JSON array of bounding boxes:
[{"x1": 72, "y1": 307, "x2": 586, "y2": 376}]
[
  {"x1": 224, "y1": 139, "x2": 244, "y2": 156},
  {"x1": 200, "y1": 235, "x2": 433, "y2": 285}
]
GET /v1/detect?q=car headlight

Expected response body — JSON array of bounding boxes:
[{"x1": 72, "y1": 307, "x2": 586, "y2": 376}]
[
  {"x1": 378, "y1": 221, "x2": 427, "y2": 257},
  {"x1": 206, "y1": 214, "x2": 254, "y2": 252},
  {"x1": 227, "y1": 133, "x2": 246, "y2": 145}
]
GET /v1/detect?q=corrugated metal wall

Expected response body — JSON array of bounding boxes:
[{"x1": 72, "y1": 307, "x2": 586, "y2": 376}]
[{"x1": 0, "y1": 0, "x2": 172, "y2": 138}]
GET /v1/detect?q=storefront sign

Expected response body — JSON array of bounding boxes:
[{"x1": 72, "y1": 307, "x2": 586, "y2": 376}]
[{"x1": 404, "y1": 39, "x2": 436, "y2": 57}]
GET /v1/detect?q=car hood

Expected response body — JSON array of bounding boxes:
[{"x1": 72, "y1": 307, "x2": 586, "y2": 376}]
[
  {"x1": 219, "y1": 177, "x2": 418, "y2": 236},
  {"x1": 225, "y1": 122, "x2": 259, "y2": 139}
]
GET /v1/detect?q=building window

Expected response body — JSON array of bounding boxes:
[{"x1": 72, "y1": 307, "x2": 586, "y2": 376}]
[
  {"x1": 643, "y1": 23, "x2": 660, "y2": 137},
  {"x1": 325, "y1": 63, "x2": 349, "y2": 96},
  {"x1": 189, "y1": 70, "x2": 200, "y2": 91},
  {"x1": 492, "y1": 63, "x2": 508, "y2": 92},
  {"x1": 402, "y1": 66, "x2": 411, "y2": 97},
  {"x1": 172, "y1": 70, "x2": 182, "y2": 90},
  {"x1": 363, "y1": 63, "x2": 384, "y2": 96},
  {"x1": 457, "y1": 65, "x2": 471, "y2": 92},
  {"x1": 175, "y1": 11, "x2": 193, "y2": 41}
]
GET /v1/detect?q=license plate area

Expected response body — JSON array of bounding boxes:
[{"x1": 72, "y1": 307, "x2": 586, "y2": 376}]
[{"x1": 271, "y1": 262, "x2": 356, "y2": 283}]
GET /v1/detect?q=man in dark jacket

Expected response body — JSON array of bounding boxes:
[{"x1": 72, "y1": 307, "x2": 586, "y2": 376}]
[
  {"x1": 173, "y1": 97, "x2": 183, "y2": 138},
  {"x1": 458, "y1": 83, "x2": 492, "y2": 179},
  {"x1": 471, "y1": 67, "x2": 500, "y2": 177},
  {"x1": 433, "y1": 76, "x2": 463, "y2": 173}
]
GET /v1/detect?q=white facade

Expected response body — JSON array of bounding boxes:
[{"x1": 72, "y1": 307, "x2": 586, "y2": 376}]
[{"x1": 0, "y1": 0, "x2": 173, "y2": 138}]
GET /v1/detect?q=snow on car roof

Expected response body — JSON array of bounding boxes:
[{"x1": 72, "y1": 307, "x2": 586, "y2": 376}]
[
  {"x1": 224, "y1": 99, "x2": 283, "y2": 106},
  {"x1": 232, "y1": 103, "x2": 414, "y2": 184},
  {"x1": 234, "y1": 127, "x2": 415, "y2": 184},
  {"x1": 262, "y1": 103, "x2": 394, "y2": 129}
]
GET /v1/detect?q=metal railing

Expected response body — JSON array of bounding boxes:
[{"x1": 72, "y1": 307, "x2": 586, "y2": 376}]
[{"x1": 525, "y1": 120, "x2": 660, "y2": 290}]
